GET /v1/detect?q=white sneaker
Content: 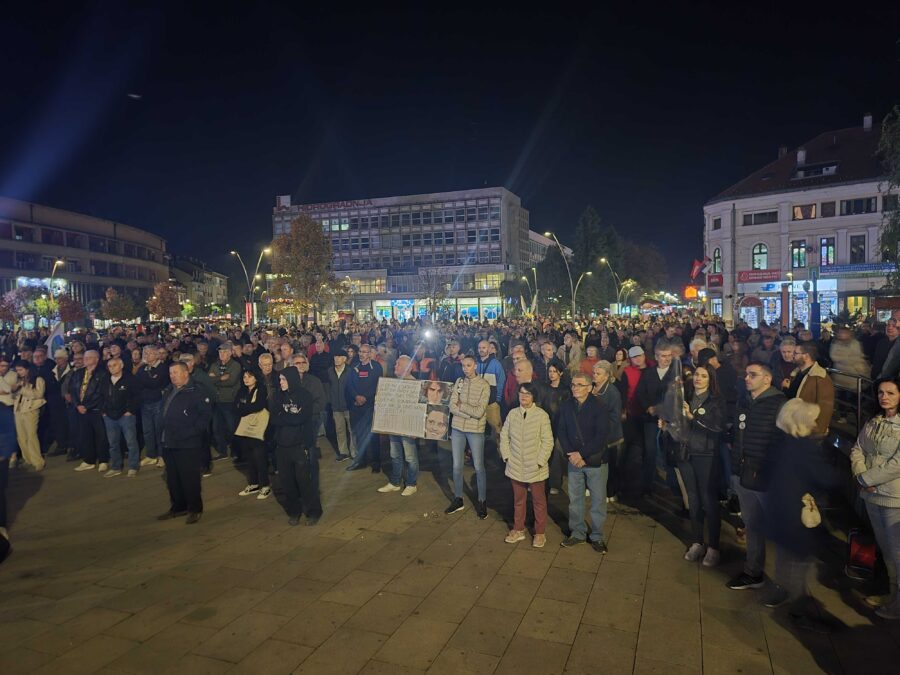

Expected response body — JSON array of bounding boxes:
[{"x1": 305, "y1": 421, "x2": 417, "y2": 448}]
[
  {"x1": 140, "y1": 457, "x2": 157, "y2": 467},
  {"x1": 103, "y1": 469, "x2": 122, "y2": 478},
  {"x1": 684, "y1": 543, "x2": 706, "y2": 562},
  {"x1": 74, "y1": 462, "x2": 96, "y2": 472},
  {"x1": 702, "y1": 548, "x2": 720, "y2": 568},
  {"x1": 377, "y1": 483, "x2": 401, "y2": 493},
  {"x1": 400, "y1": 486, "x2": 417, "y2": 497},
  {"x1": 875, "y1": 601, "x2": 900, "y2": 620},
  {"x1": 257, "y1": 487, "x2": 272, "y2": 500},
  {"x1": 127, "y1": 469, "x2": 138, "y2": 477},
  {"x1": 238, "y1": 485, "x2": 260, "y2": 497},
  {"x1": 98, "y1": 463, "x2": 109, "y2": 473},
  {"x1": 505, "y1": 530, "x2": 527, "y2": 544},
  {"x1": 156, "y1": 457, "x2": 165, "y2": 469}
]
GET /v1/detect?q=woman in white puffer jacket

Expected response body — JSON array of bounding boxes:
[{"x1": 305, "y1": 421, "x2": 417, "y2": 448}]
[{"x1": 500, "y1": 382, "x2": 554, "y2": 548}]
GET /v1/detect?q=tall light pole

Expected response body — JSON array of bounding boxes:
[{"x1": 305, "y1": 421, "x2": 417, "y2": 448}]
[
  {"x1": 599, "y1": 257, "x2": 623, "y2": 312},
  {"x1": 531, "y1": 267, "x2": 539, "y2": 315},
  {"x1": 49, "y1": 259, "x2": 65, "y2": 296},
  {"x1": 231, "y1": 247, "x2": 271, "y2": 325},
  {"x1": 544, "y1": 232, "x2": 575, "y2": 317},
  {"x1": 573, "y1": 271, "x2": 592, "y2": 314}
]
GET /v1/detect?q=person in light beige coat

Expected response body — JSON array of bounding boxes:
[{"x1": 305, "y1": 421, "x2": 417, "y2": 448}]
[
  {"x1": 500, "y1": 382, "x2": 554, "y2": 548},
  {"x1": 13, "y1": 360, "x2": 46, "y2": 471}
]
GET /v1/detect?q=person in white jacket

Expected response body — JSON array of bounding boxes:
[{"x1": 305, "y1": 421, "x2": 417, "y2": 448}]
[
  {"x1": 13, "y1": 360, "x2": 46, "y2": 471},
  {"x1": 850, "y1": 377, "x2": 900, "y2": 619},
  {"x1": 446, "y1": 356, "x2": 490, "y2": 518},
  {"x1": 500, "y1": 382, "x2": 554, "y2": 548}
]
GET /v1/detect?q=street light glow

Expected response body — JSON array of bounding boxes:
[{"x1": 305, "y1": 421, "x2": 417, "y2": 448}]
[
  {"x1": 230, "y1": 250, "x2": 237, "y2": 255},
  {"x1": 544, "y1": 231, "x2": 552, "y2": 237},
  {"x1": 263, "y1": 247, "x2": 271, "y2": 254}
]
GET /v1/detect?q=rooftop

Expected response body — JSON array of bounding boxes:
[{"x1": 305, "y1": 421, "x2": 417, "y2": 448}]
[{"x1": 707, "y1": 116, "x2": 886, "y2": 205}]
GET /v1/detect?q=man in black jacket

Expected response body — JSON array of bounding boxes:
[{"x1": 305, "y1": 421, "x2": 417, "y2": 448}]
[
  {"x1": 136, "y1": 346, "x2": 170, "y2": 469},
  {"x1": 272, "y1": 368, "x2": 319, "y2": 526},
  {"x1": 157, "y1": 361, "x2": 212, "y2": 524},
  {"x1": 726, "y1": 361, "x2": 785, "y2": 591},
  {"x1": 558, "y1": 373, "x2": 611, "y2": 553},
  {"x1": 635, "y1": 343, "x2": 677, "y2": 495},
  {"x1": 71, "y1": 350, "x2": 110, "y2": 473},
  {"x1": 100, "y1": 357, "x2": 141, "y2": 477}
]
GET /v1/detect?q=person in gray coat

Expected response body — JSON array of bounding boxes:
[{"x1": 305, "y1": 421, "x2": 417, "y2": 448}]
[{"x1": 327, "y1": 349, "x2": 354, "y2": 461}]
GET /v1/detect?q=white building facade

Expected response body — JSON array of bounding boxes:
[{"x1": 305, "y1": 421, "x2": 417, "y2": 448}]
[
  {"x1": 272, "y1": 187, "x2": 531, "y2": 321},
  {"x1": 703, "y1": 115, "x2": 896, "y2": 328}
]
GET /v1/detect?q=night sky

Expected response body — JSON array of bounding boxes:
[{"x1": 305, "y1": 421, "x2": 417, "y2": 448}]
[{"x1": 2, "y1": 3, "x2": 898, "y2": 293}]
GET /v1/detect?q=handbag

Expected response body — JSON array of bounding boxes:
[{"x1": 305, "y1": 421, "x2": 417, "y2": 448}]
[
  {"x1": 801, "y1": 493, "x2": 821, "y2": 528},
  {"x1": 234, "y1": 390, "x2": 269, "y2": 440}
]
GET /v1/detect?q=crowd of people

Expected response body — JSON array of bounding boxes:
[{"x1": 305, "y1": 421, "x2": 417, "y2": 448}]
[{"x1": 1, "y1": 311, "x2": 899, "y2": 631}]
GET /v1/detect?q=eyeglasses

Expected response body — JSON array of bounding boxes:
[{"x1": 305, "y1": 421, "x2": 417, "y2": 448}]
[{"x1": 571, "y1": 383, "x2": 590, "y2": 388}]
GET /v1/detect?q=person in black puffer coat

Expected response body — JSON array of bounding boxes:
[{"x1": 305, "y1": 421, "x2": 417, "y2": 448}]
[{"x1": 726, "y1": 361, "x2": 786, "y2": 592}]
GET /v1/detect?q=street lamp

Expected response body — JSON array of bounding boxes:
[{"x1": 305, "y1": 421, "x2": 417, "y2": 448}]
[
  {"x1": 544, "y1": 232, "x2": 576, "y2": 317},
  {"x1": 231, "y1": 247, "x2": 271, "y2": 324},
  {"x1": 786, "y1": 271, "x2": 794, "y2": 328},
  {"x1": 573, "y1": 271, "x2": 592, "y2": 315},
  {"x1": 49, "y1": 259, "x2": 64, "y2": 297},
  {"x1": 598, "y1": 257, "x2": 624, "y2": 310}
]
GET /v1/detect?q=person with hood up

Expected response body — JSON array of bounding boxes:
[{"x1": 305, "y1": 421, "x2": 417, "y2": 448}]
[{"x1": 271, "y1": 368, "x2": 319, "y2": 526}]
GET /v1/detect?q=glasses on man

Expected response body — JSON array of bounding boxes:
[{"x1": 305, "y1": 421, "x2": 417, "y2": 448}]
[{"x1": 571, "y1": 383, "x2": 590, "y2": 388}]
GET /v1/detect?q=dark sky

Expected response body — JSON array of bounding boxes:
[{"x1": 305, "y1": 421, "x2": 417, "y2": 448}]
[{"x1": 2, "y1": 3, "x2": 898, "y2": 291}]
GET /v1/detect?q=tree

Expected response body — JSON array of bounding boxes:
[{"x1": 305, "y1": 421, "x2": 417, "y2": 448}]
[
  {"x1": 33, "y1": 295, "x2": 59, "y2": 320},
  {"x1": 100, "y1": 287, "x2": 138, "y2": 321},
  {"x1": 147, "y1": 281, "x2": 181, "y2": 319},
  {"x1": 570, "y1": 206, "x2": 625, "y2": 312},
  {"x1": 879, "y1": 106, "x2": 900, "y2": 288},
  {"x1": 536, "y1": 246, "x2": 571, "y2": 313},
  {"x1": 419, "y1": 269, "x2": 451, "y2": 319},
  {"x1": 57, "y1": 294, "x2": 86, "y2": 323},
  {"x1": 622, "y1": 241, "x2": 669, "y2": 292},
  {"x1": 0, "y1": 291, "x2": 17, "y2": 323},
  {"x1": 270, "y1": 213, "x2": 336, "y2": 323}
]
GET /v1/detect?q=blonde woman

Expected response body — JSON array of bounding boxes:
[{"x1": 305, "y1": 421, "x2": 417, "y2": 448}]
[{"x1": 13, "y1": 360, "x2": 46, "y2": 471}]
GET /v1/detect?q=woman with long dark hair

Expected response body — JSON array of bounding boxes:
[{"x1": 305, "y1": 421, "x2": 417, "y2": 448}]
[
  {"x1": 234, "y1": 369, "x2": 271, "y2": 499},
  {"x1": 13, "y1": 360, "x2": 46, "y2": 471},
  {"x1": 661, "y1": 364, "x2": 723, "y2": 567}
]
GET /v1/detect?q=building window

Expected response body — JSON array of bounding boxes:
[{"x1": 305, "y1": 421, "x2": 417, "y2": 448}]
[
  {"x1": 13, "y1": 225, "x2": 34, "y2": 242},
  {"x1": 790, "y1": 240, "x2": 807, "y2": 269},
  {"x1": 820, "y1": 237, "x2": 835, "y2": 266},
  {"x1": 820, "y1": 201, "x2": 836, "y2": 218},
  {"x1": 751, "y1": 244, "x2": 768, "y2": 270},
  {"x1": 467, "y1": 230, "x2": 476, "y2": 244},
  {"x1": 742, "y1": 211, "x2": 778, "y2": 226},
  {"x1": 712, "y1": 217, "x2": 721, "y2": 231},
  {"x1": 840, "y1": 198, "x2": 877, "y2": 216},
  {"x1": 792, "y1": 204, "x2": 817, "y2": 220},
  {"x1": 712, "y1": 248, "x2": 722, "y2": 273},
  {"x1": 490, "y1": 206, "x2": 500, "y2": 220},
  {"x1": 850, "y1": 235, "x2": 867, "y2": 263}
]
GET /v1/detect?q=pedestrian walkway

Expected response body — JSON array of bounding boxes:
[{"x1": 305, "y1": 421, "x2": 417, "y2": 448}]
[{"x1": 1, "y1": 443, "x2": 898, "y2": 674}]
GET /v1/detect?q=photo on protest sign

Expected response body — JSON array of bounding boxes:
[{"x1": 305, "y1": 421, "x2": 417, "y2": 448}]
[
  {"x1": 372, "y1": 378, "x2": 452, "y2": 440},
  {"x1": 419, "y1": 381, "x2": 451, "y2": 405}
]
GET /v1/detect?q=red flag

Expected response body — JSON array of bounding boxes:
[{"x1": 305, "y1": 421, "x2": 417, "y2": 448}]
[{"x1": 690, "y1": 259, "x2": 703, "y2": 280}]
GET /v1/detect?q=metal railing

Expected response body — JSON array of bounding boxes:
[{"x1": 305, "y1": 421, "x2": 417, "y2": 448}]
[{"x1": 826, "y1": 367, "x2": 875, "y2": 443}]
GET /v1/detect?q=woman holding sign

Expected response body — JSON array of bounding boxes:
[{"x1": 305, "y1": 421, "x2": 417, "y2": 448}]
[
  {"x1": 377, "y1": 356, "x2": 421, "y2": 496},
  {"x1": 447, "y1": 355, "x2": 490, "y2": 518}
]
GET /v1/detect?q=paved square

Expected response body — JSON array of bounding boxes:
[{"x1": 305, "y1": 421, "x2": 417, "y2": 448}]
[{"x1": 2, "y1": 441, "x2": 898, "y2": 674}]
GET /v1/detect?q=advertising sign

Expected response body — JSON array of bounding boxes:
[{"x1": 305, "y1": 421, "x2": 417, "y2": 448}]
[
  {"x1": 737, "y1": 269, "x2": 781, "y2": 283},
  {"x1": 706, "y1": 273, "x2": 723, "y2": 287}
]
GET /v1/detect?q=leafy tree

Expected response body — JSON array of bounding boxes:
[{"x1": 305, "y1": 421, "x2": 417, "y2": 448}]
[
  {"x1": 536, "y1": 245, "x2": 571, "y2": 312},
  {"x1": 100, "y1": 287, "x2": 138, "y2": 321},
  {"x1": 147, "y1": 281, "x2": 182, "y2": 319},
  {"x1": 270, "y1": 213, "x2": 336, "y2": 323},
  {"x1": 57, "y1": 294, "x2": 86, "y2": 323},
  {"x1": 0, "y1": 291, "x2": 17, "y2": 323},
  {"x1": 622, "y1": 241, "x2": 669, "y2": 293},
  {"x1": 879, "y1": 106, "x2": 900, "y2": 288},
  {"x1": 33, "y1": 295, "x2": 59, "y2": 320},
  {"x1": 571, "y1": 206, "x2": 625, "y2": 312}
]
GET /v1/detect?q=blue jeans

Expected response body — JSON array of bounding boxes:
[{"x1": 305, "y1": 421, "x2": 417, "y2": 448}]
[
  {"x1": 866, "y1": 500, "x2": 900, "y2": 605},
  {"x1": 104, "y1": 414, "x2": 140, "y2": 471},
  {"x1": 450, "y1": 428, "x2": 485, "y2": 500},
  {"x1": 567, "y1": 463, "x2": 609, "y2": 542},
  {"x1": 732, "y1": 474, "x2": 767, "y2": 577},
  {"x1": 141, "y1": 400, "x2": 163, "y2": 459},
  {"x1": 389, "y1": 436, "x2": 419, "y2": 487}
]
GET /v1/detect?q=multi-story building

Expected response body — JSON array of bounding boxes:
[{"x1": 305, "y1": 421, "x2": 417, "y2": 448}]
[
  {"x1": 272, "y1": 187, "x2": 531, "y2": 320},
  {"x1": 170, "y1": 256, "x2": 229, "y2": 312},
  {"x1": 524, "y1": 230, "x2": 573, "y2": 268},
  {"x1": 0, "y1": 196, "x2": 169, "y2": 306},
  {"x1": 703, "y1": 114, "x2": 896, "y2": 327}
]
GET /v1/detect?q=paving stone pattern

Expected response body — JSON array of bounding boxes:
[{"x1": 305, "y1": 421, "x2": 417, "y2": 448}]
[{"x1": 2, "y1": 440, "x2": 899, "y2": 674}]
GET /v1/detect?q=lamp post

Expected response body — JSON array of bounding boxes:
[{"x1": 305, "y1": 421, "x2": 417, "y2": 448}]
[
  {"x1": 49, "y1": 259, "x2": 64, "y2": 296},
  {"x1": 544, "y1": 232, "x2": 576, "y2": 317},
  {"x1": 599, "y1": 257, "x2": 623, "y2": 313},
  {"x1": 573, "y1": 271, "x2": 592, "y2": 315},
  {"x1": 786, "y1": 271, "x2": 794, "y2": 328},
  {"x1": 231, "y1": 247, "x2": 271, "y2": 325}
]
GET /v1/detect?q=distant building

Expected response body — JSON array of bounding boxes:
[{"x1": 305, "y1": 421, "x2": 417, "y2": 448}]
[
  {"x1": 703, "y1": 114, "x2": 896, "y2": 327},
  {"x1": 272, "y1": 187, "x2": 532, "y2": 320},
  {"x1": 0, "y1": 196, "x2": 168, "y2": 306},
  {"x1": 170, "y1": 256, "x2": 228, "y2": 311},
  {"x1": 525, "y1": 230, "x2": 573, "y2": 268}
]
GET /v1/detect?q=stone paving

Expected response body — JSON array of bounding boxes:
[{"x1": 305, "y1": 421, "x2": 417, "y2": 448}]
[{"x1": 2, "y1": 439, "x2": 899, "y2": 674}]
